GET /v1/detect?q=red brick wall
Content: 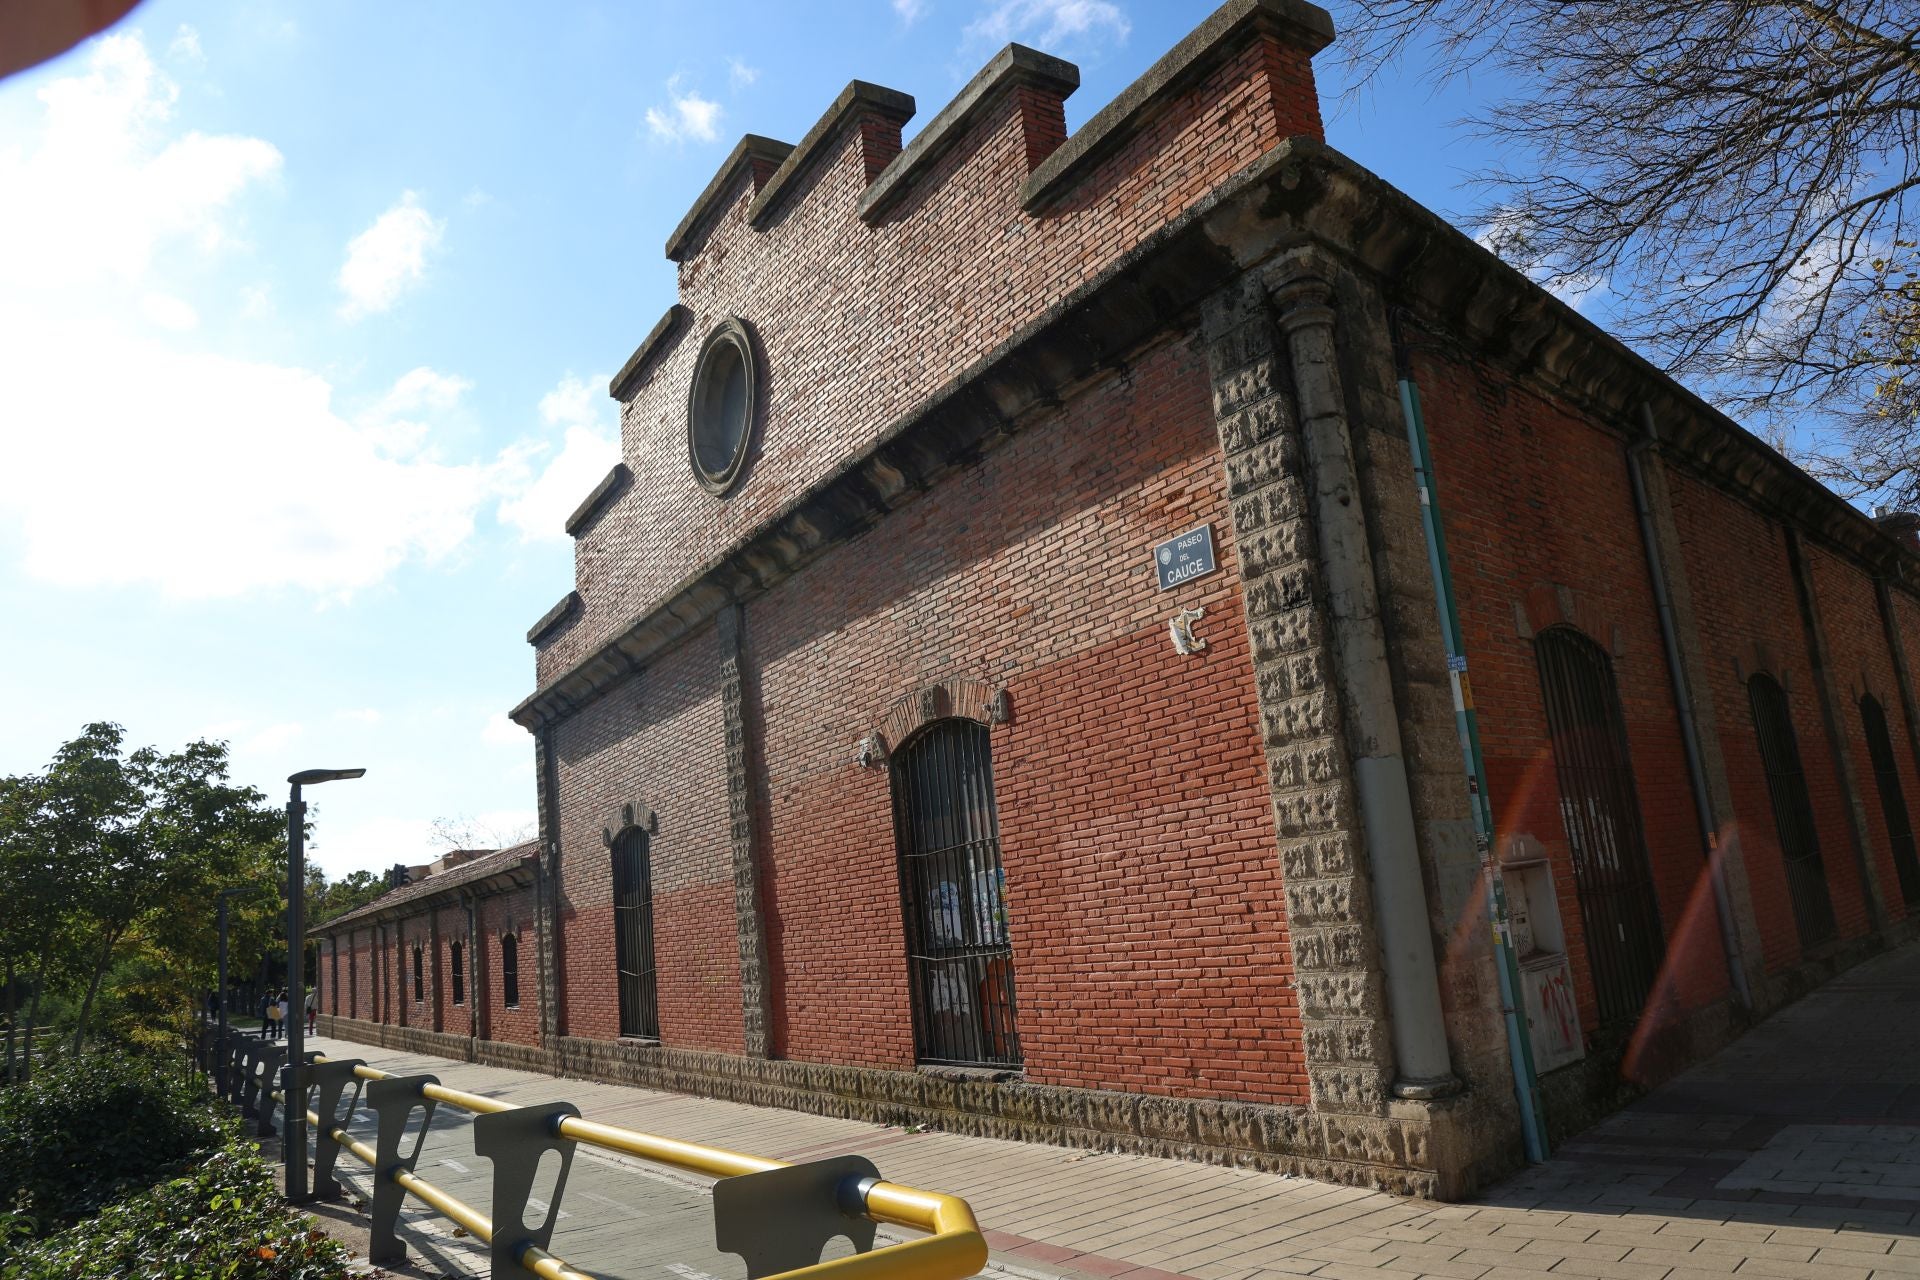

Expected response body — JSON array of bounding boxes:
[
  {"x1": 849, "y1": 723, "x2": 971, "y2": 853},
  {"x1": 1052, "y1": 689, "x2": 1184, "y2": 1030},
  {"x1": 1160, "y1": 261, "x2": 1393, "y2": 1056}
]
[
  {"x1": 1807, "y1": 546, "x2": 1913, "y2": 925},
  {"x1": 1666, "y1": 473, "x2": 1878, "y2": 965},
  {"x1": 479, "y1": 886, "x2": 542, "y2": 1047},
  {"x1": 550, "y1": 626, "x2": 744, "y2": 1053},
  {"x1": 541, "y1": 27, "x2": 1326, "y2": 683},
  {"x1": 743, "y1": 338, "x2": 1304, "y2": 1103},
  {"x1": 1412, "y1": 349, "x2": 1728, "y2": 1037}
]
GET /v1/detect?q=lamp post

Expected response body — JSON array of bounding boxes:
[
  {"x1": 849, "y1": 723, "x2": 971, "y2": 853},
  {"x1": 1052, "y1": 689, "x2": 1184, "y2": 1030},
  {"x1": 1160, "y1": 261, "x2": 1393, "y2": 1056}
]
[
  {"x1": 284, "y1": 767, "x2": 364, "y2": 1204},
  {"x1": 215, "y1": 886, "x2": 250, "y2": 1097}
]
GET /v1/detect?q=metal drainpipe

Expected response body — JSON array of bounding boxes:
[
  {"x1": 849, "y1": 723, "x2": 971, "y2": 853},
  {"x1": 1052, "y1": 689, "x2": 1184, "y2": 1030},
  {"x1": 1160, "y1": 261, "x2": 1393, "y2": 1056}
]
[
  {"x1": 1628, "y1": 404, "x2": 1755, "y2": 1014},
  {"x1": 1392, "y1": 335, "x2": 1549, "y2": 1161}
]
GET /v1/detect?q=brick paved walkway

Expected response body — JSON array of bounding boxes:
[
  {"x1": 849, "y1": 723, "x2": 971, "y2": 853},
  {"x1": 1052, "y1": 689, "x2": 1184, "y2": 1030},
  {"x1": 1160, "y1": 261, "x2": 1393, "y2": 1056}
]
[{"x1": 305, "y1": 940, "x2": 1920, "y2": 1280}]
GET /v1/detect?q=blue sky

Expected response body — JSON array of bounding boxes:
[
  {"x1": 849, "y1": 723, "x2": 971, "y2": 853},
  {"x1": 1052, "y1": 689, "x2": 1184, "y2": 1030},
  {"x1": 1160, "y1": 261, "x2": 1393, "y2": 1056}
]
[{"x1": 0, "y1": 0, "x2": 1498, "y2": 878}]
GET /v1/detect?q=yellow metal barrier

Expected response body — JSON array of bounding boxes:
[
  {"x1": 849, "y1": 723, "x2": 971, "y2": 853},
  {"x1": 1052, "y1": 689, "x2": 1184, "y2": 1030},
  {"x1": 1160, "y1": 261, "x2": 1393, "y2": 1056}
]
[{"x1": 303, "y1": 1057, "x2": 989, "y2": 1280}]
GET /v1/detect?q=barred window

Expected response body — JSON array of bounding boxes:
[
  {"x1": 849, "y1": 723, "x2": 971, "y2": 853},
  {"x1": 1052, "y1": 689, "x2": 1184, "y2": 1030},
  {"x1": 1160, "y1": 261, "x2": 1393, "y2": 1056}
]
[
  {"x1": 1749, "y1": 674, "x2": 1838, "y2": 947},
  {"x1": 1860, "y1": 695, "x2": 1920, "y2": 905},
  {"x1": 450, "y1": 941, "x2": 466, "y2": 1005},
  {"x1": 1534, "y1": 626, "x2": 1666, "y2": 1028},
  {"x1": 412, "y1": 944, "x2": 424, "y2": 1003},
  {"x1": 892, "y1": 719, "x2": 1021, "y2": 1068},
  {"x1": 501, "y1": 934, "x2": 520, "y2": 1009},
  {"x1": 612, "y1": 828, "x2": 660, "y2": 1039}
]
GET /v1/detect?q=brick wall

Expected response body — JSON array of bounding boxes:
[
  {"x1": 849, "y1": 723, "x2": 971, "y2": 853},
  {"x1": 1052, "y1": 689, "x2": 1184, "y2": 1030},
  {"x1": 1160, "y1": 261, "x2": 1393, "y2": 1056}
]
[
  {"x1": 1411, "y1": 348, "x2": 1730, "y2": 1039},
  {"x1": 478, "y1": 885, "x2": 542, "y2": 1048},
  {"x1": 539, "y1": 18, "x2": 1328, "y2": 682},
  {"x1": 741, "y1": 335, "x2": 1305, "y2": 1102}
]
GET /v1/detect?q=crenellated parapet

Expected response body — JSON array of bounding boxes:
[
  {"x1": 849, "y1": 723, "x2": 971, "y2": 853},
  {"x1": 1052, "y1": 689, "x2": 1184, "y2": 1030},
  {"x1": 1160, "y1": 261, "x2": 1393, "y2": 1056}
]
[{"x1": 540, "y1": 0, "x2": 1335, "y2": 685}]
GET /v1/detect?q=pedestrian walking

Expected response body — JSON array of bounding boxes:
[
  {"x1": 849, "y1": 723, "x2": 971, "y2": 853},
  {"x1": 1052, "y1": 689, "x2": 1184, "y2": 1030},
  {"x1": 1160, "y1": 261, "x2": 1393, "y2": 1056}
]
[
  {"x1": 265, "y1": 991, "x2": 283, "y2": 1039},
  {"x1": 276, "y1": 990, "x2": 291, "y2": 1039},
  {"x1": 305, "y1": 989, "x2": 316, "y2": 1036}
]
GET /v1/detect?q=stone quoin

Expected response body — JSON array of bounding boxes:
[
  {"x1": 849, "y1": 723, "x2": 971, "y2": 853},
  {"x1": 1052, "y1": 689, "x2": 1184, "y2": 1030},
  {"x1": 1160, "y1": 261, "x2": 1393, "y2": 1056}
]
[{"x1": 314, "y1": 0, "x2": 1920, "y2": 1198}]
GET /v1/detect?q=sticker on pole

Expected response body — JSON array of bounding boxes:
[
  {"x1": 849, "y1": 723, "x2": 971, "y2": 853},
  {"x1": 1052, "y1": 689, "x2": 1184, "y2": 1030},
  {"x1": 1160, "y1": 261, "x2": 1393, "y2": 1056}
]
[{"x1": 1154, "y1": 524, "x2": 1217, "y2": 591}]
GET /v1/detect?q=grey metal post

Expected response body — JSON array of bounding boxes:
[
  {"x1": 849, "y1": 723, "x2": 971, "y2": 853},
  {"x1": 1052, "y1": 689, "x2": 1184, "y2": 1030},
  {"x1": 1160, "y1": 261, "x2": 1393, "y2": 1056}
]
[
  {"x1": 308, "y1": 1057, "x2": 364, "y2": 1201},
  {"x1": 365, "y1": 1074, "x2": 440, "y2": 1265},
  {"x1": 286, "y1": 785, "x2": 309, "y2": 1201},
  {"x1": 253, "y1": 1042, "x2": 287, "y2": 1136},
  {"x1": 714, "y1": 1155, "x2": 882, "y2": 1279},
  {"x1": 472, "y1": 1101, "x2": 580, "y2": 1277}
]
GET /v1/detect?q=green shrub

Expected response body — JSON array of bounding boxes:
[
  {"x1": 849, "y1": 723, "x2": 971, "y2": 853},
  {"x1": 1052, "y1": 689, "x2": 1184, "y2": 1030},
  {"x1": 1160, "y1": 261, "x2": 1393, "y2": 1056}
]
[
  {"x1": 0, "y1": 1051, "x2": 222, "y2": 1233},
  {"x1": 0, "y1": 1134, "x2": 350, "y2": 1280}
]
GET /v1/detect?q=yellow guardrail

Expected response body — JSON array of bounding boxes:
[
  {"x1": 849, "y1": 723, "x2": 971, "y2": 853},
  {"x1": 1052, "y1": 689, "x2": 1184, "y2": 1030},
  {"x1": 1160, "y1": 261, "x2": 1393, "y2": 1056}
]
[{"x1": 304, "y1": 1057, "x2": 988, "y2": 1280}]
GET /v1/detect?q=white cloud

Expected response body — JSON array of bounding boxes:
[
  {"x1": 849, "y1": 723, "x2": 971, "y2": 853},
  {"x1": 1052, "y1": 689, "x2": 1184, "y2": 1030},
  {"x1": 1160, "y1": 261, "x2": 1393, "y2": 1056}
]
[
  {"x1": 496, "y1": 373, "x2": 621, "y2": 543},
  {"x1": 644, "y1": 76, "x2": 723, "y2": 143},
  {"x1": 964, "y1": 0, "x2": 1129, "y2": 48},
  {"x1": 336, "y1": 708, "x2": 383, "y2": 725},
  {"x1": 728, "y1": 58, "x2": 759, "y2": 90},
  {"x1": 893, "y1": 0, "x2": 928, "y2": 21},
  {"x1": 141, "y1": 292, "x2": 199, "y2": 331},
  {"x1": 245, "y1": 722, "x2": 305, "y2": 754},
  {"x1": 337, "y1": 191, "x2": 444, "y2": 319},
  {"x1": 167, "y1": 25, "x2": 204, "y2": 65},
  {"x1": 0, "y1": 33, "x2": 281, "y2": 292}
]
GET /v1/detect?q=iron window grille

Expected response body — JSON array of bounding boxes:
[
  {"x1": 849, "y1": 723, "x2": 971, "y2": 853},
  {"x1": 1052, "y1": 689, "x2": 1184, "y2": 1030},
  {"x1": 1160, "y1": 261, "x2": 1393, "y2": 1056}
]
[
  {"x1": 1534, "y1": 626, "x2": 1667, "y2": 1030},
  {"x1": 330, "y1": 946, "x2": 340, "y2": 1015},
  {"x1": 1748, "y1": 674, "x2": 1839, "y2": 947},
  {"x1": 501, "y1": 934, "x2": 520, "y2": 1008},
  {"x1": 450, "y1": 941, "x2": 465, "y2": 1005},
  {"x1": 612, "y1": 827, "x2": 661, "y2": 1039},
  {"x1": 348, "y1": 944, "x2": 356, "y2": 1018},
  {"x1": 1860, "y1": 695, "x2": 1920, "y2": 906},
  {"x1": 892, "y1": 719, "x2": 1022, "y2": 1068},
  {"x1": 412, "y1": 945, "x2": 424, "y2": 1003}
]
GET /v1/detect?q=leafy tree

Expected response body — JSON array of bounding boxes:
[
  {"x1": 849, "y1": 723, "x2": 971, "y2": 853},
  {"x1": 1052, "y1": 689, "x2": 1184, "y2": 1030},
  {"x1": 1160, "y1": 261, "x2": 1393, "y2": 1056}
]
[{"x1": 1333, "y1": 1, "x2": 1920, "y2": 497}]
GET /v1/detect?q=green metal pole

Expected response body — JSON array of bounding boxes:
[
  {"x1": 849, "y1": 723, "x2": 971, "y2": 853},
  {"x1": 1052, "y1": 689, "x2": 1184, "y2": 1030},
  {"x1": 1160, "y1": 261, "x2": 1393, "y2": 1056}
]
[{"x1": 1398, "y1": 372, "x2": 1550, "y2": 1162}]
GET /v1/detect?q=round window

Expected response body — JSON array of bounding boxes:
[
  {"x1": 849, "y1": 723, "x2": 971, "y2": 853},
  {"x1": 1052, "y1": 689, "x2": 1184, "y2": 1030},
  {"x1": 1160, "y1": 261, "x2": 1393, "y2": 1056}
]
[{"x1": 686, "y1": 318, "x2": 758, "y2": 494}]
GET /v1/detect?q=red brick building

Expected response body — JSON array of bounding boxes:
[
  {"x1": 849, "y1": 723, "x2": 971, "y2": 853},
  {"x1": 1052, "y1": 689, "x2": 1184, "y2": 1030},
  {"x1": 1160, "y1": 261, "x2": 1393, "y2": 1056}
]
[{"x1": 315, "y1": 0, "x2": 1920, "y2": 1196}]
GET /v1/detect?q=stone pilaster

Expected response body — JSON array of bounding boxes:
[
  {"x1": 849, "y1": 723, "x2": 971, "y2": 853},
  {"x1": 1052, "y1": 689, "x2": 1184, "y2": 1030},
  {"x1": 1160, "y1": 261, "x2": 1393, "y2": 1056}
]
[
  {"x1": 719, "y1": 604, "x2": 774, "y2": 1057},
  {"x1": 1202, "y1": 277, "x2": 1394, "y2": 1116},
  {"x1": 533, "y1": 726, "x2": 566, "y2": 1046},
  {"x1": 1785, "y1": 529, "x2": 1890, "y2": 930}
]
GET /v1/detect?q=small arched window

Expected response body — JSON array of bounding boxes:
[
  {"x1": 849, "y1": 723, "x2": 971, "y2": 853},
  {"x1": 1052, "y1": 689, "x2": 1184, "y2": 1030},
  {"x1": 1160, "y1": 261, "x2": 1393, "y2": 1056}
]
[
  {"x1": 892, "y1": 718, "x2": 1020, "y2": 1067},
  {"x1": 1749, "y1": 674, "x2": 1837, "y2": 946},
  {"x1": 449, "y1": 941, "x2": 465, "y2": 1005},
  {"x1": 501, "y1": 934, "x2": 520, "y2": 1009},
  {"x1": 1534, "y1": 626, "x2": 1665, "y2": 1028},
  {"x1": 1860, "y1": 694, "x2": 1920, "y2": 905},
  {"x1": 412, "y1": 944, "x2": 424, "y2": 1002}
]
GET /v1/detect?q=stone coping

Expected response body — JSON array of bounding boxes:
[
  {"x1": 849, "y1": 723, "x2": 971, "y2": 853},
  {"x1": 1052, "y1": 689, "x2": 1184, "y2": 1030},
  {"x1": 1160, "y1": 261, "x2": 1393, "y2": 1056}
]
[
  {"x1": 664, "y1": 136, "x2": 793, "y2": 263},
  {"x1": 746, "y1": 80, "x2": 915, "y2": 230},
  {"x1": 565, "y1": 463, "x2": 631, "y2": 538},
  {"x1": 609, "y1": 304, "x2": 689, "y2": 402},
  {"x1": 858, "y1": 43, "x2": 1079, "y2": 225},
  {"x1": 526, "y1": 590, "x2": 580, "y2": 646},
  {"x1": 1022, "y1": 0, "x2": 1335, "y2": 213}
]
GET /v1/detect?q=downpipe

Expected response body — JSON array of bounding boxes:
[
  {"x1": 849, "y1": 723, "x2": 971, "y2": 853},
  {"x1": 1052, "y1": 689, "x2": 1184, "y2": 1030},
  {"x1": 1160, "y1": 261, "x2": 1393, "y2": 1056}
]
[
  {"x1": 1628, "y1": 405, "x2": 1754, "y2": 1014},
  {"x1": 1393, "y1": 327, "x2": 1549, "y2": 1162}
]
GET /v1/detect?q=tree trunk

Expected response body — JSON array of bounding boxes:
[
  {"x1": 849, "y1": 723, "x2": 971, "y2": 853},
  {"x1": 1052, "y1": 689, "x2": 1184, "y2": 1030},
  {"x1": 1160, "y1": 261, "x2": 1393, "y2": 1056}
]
[
  {"x1": 2, "y1": 955, "x2": 16, "y2": 1083},
  {"x1": 19, "y1": 933, "x2": 55, "y2": 1082},
  {"x1": 69, "y1": 924, "x2": 121, "y2": 1055}
]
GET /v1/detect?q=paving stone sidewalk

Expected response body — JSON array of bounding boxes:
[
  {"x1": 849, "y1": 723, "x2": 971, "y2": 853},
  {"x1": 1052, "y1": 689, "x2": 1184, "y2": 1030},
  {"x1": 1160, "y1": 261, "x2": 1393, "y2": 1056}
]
[{"x1": 305, "y1": 941, "x2": 1920, "y2": 1280}]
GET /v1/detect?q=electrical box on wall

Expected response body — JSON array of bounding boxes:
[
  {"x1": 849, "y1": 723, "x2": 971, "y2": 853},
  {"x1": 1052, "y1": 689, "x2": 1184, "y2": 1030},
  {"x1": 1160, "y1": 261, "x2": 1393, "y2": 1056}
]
[{"x1": 1503, "y1": 858, "x2": 1585, "y2": 1073}]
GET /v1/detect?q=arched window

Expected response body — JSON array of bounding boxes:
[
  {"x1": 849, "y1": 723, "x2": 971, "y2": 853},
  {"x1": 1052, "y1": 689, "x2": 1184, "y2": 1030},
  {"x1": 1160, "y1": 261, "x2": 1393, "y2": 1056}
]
[
  {"x1": 612, "y1": 827, "x2": 660, "y2": 1039},
  {"x1": 1749, "y1": 674, "x2": 1837, "y2": 946},
  {"x1": 501, "y1": 934, "x2": 520, "y2": 1009},
  {"x1": 449, "y1": 941, "x2": 465, "y2": 1005},
  {"x1": 1860, "y1": 694, "x2": 1920, "y2": 905},
  {"x1": 892, "y1": 719, "x2": 1020, "y2": 1067},
  {"x1": 412, "y1": 944, "x2": 424, "y2": 1002},
  {"x1": 1534, "y1": 626, "x2": 1666, "y2": 1028}
]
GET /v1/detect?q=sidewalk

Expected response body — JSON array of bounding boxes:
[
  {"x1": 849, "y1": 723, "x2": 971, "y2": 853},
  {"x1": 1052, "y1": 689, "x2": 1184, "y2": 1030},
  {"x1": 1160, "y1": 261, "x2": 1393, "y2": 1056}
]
[{"x1": 306, "y1": 941, "x2": 1920, "y2": 1280}]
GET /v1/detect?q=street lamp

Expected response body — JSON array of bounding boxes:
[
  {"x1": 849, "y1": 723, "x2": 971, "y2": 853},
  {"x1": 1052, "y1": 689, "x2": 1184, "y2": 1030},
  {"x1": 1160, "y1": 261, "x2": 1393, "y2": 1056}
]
[
  {"x1": 284, "y1": 766, "x2": 364, "y2": 1204},
  {"x1": 215, "y1": 886, "x2": 251, "y2": 1097}
]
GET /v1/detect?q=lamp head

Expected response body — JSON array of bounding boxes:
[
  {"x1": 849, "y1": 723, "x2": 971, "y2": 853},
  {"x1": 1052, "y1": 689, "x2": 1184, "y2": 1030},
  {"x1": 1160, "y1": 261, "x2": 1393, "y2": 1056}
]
[{"x1": 288, "y1": 768, "x2": 367, "y2": 787}]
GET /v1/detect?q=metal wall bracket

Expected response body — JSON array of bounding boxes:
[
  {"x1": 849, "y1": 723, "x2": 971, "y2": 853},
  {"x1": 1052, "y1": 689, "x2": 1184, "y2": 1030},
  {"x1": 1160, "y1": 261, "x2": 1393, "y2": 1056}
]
[
  {"x1": 308, "y1": 1058, "x2": 365, "y2": 1201},
  {"x1": 366, "y1": 1074, "x2": 440, "y2": 1265},
  {"x1": 472, "y1": 1101, "x2": 580, "y2": 1277},
  {"x1": 713, "y1": 1155, "x2": 881, "y2": 1279},
  {"x1": 251, "y1": 1043, "x2": 287, "y2": 1135}
]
